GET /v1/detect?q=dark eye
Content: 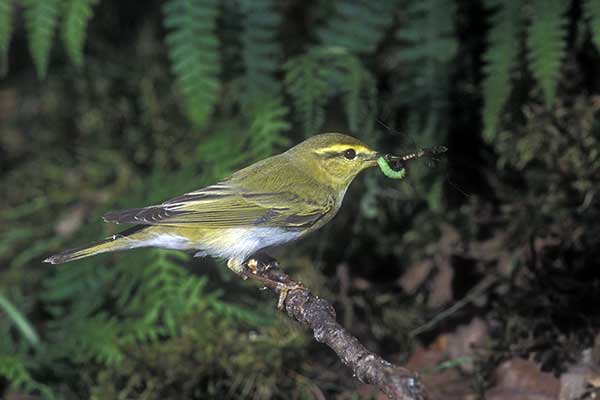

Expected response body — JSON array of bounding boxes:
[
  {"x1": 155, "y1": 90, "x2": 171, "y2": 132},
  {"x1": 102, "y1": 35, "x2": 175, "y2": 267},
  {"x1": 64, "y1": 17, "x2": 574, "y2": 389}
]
[{"x1": 344, "y1": 148, "x2": 356, "y2": 160}]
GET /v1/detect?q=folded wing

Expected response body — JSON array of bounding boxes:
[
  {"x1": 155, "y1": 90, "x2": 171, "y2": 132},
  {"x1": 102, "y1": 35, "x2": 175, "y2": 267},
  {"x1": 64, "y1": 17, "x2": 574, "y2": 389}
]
[{"x1": 103, "y1": 183, "x2": 330, "y2": 229}]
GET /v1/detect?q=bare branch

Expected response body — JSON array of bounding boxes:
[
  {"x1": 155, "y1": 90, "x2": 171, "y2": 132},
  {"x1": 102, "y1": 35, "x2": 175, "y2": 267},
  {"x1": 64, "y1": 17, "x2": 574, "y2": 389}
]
[{"x1": 242, "y1": 258, "x2": 429, "y2": 400}]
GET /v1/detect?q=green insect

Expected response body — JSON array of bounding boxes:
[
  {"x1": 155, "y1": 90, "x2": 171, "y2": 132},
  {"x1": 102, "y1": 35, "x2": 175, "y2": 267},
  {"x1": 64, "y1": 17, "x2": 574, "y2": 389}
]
[{"x1": 378, "y1": 146, "x2": 448, "y2": 180}]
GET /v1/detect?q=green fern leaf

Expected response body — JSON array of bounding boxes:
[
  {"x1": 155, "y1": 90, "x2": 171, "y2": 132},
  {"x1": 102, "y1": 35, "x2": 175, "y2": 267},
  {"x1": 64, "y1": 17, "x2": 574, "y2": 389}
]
[
  {"x1": 396, "y1": 0, "x2": 457, "y2": 64},
  {"x1": 196, "y1": 119, "x2": 249, "y2": 179},
  {"x1": 163, "y1": 0, "x2": 221, "y2": 128},
  {"x1": 71, "y1": 314, "x2": 124, "y2": 365},
  {"x1": 62, "y1": 0, "x2": 95, "y2": 67},
  {"x1": 482, "y1": 0, "x2": 524, "y2": 142},
  {"x1": 584, "y1": 0, "x2": 600, "y2": 52},
  {"x1": 240, "y1": 0, "x2": 282, "y2": 103},
  {"x1": 205, "y1": 297, "x2": 274, "y2": 326},
  {"x1": 0, "y1": 355, "x2": 55, "y2": 399},
  {"x1": 285, "y1": 47, "x2": 377, "y2": 135},
  {"x1": 0, "y1": 0, "x2": 13, "y2": 75},
  {"x1": 24, "y1": 0, "x2": 61, "y2": 78},
  {"x1": 139, "y1": 251, "x2": 188, "y2": 335},
  {"x1": 317, "y1": 0, "x2": 398, "y2": 54},
  {"x1": 335, "y1": 53, "x2": 377, "y2": 133},
  {"x1": 284, "y1": 50, "x2": 329, "y2": 134},
  {"x1": 45, "y1": 304, "x2": 123, "y2": 365},
  {"x1": 42, "y1": 258, "x2": 115, "y2": 305},
  {"x1": 0, "y1": 355, "x2": 34, "y2": 389},
  {"x1": 393, "y1": 0, "x2": 457, "y2": 142},
  {"x1": 247, "y1": 96, "x2": 290, "y2": 159},
  {"x1": 526, "y1": 0, "x2": 569, "y2": 107},
  {"x1": 117, "y1": 250, "x2": 202, "y2": 339}
]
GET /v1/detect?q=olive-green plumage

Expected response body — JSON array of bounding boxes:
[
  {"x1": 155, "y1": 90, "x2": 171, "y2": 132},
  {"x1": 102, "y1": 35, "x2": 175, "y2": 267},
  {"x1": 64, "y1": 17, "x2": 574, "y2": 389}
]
[{"x1": 44, "y1": 133, "x2": 382, "y2": 272}]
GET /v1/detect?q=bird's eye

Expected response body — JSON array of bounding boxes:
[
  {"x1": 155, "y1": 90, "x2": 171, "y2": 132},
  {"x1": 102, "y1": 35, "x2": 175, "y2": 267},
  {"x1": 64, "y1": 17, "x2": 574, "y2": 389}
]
[{"x1": 344, "y1": 148, "x2": 356, "y2": 160}]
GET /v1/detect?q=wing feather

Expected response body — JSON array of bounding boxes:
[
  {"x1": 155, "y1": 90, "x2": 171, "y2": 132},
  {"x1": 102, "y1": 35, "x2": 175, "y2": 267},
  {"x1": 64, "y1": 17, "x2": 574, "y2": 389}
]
[{"x1": 103, "y1": 184, "x2": 330, "y2": 229}]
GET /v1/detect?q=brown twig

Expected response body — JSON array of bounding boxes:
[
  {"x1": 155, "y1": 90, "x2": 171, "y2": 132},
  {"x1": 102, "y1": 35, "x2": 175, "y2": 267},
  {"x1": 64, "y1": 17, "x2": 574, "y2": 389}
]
[{"x1": 241, "y1": 257, "x2": 428, "y2": 400}]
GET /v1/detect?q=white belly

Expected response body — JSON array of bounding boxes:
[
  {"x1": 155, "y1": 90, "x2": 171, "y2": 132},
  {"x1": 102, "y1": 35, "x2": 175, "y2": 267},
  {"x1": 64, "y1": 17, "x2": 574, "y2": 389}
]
[
  {"x1": 138, "y1": 227, "x2": 302, "y2": 262},
  {"x1": 197, "y1": 227, "x2": 303, "y2": 261}
]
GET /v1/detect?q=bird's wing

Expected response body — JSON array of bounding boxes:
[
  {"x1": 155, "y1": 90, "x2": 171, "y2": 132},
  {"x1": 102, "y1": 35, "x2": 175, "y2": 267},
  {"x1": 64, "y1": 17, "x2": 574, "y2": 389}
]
[{"x1": 103, "y1": 183, "x2": 331, "y2": 229}]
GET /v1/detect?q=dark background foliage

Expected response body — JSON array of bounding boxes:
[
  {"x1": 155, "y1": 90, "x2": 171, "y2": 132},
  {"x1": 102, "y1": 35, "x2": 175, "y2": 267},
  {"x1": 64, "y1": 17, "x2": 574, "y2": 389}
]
[{"x1": 1, "y1": 0, "x2": 600, "y2": 399}]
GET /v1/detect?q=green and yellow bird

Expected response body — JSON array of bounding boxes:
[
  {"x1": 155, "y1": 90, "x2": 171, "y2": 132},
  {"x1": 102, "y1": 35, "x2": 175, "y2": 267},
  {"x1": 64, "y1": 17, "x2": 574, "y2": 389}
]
[{"x1": 45, "y1": 133, "x2": 437, "y2": 274}]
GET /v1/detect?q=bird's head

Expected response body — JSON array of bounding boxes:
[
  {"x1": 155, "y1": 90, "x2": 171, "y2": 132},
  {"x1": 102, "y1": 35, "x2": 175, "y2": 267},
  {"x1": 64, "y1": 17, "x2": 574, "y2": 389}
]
[{"x1": 285, "y1": 133, "x2": 380, "y2": 189}]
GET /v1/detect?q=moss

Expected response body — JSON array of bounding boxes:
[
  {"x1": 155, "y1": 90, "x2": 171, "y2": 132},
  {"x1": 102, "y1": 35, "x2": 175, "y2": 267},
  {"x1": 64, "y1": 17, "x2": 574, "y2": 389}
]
[{"x1": 89, "y1": 312, "x2": 309, "y2": 400}]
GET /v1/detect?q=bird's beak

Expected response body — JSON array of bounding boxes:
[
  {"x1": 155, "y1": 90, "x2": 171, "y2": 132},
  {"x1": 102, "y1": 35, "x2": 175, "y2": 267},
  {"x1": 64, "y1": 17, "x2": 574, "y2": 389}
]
[
  {"x1": 364, "y1": 152, "x2": 404, "y2": 170},
  {"x1": 364, "y1": 151, "x2": 381, "y2": 167}
]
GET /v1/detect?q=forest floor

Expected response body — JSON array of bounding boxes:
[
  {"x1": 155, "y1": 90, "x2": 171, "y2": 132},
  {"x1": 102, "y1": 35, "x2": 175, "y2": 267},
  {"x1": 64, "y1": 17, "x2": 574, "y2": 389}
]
[{"x1": 323, "y1": 218, "x2": 600, "y2": 400}]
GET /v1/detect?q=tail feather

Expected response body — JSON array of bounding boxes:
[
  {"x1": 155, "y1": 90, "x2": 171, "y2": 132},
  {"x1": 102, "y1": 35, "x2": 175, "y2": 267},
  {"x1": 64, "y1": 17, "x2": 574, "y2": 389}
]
[{"x1": 44, "y1": 226, "x2": 146, "y2": 264}]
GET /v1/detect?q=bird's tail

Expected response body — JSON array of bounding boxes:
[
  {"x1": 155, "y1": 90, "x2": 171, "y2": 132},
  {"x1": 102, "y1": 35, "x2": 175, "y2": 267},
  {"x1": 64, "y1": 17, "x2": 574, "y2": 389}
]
[{"x1": 44, "y1": 226, "x2": 145, "y2": 264}]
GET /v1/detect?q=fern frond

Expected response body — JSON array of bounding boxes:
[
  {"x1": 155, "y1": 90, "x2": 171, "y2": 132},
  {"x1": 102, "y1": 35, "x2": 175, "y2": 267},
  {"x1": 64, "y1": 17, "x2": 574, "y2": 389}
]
[
  {"x1": 393, "y1": 0, "x2": 457, "y2": 142},
  {"x1": 24, "y1": 0, "x2": 61, "y2": 78},
  {"x1": 284, "y1": 50, "x2": 329, "y2": 134},
  {"x1": 115, "y1": 250, "x2": 204, "y2": 339},
  {"x1": 395, "y1": 0, "x2": 457, "y2": 64},
  {"x1": 43, "y1": 259, "x2": 115, "y2": 306},
  {"x1": 317, "y1": 0, "x2": 398, "y2": 54},
  {"x1": 0, "y1": 355, "x2": 34, "y2": 389},
  {"x1": 163, "y1": 0, "x2": 221, "y2": 128},
  {"x1": 70, "y1": 314, "x2": 124, "y2": 365},
  {"x1": 285, "y1": 47, "x2": 378, "y2": 135},
  {"x1": 45, "y1": 305, "x2": 122, "y2": 365},
  {"x1": 196, "y1": 119, "x2": 249, "y2": 179},
  {"x1": 205, "y1": 296, "x2": 274, "y2": 326},
  {"x1": 335, "y1": 53, "x2": 377, "y2": 133},
  {"x1": 584, "y1": 0, "x2": 600, "y2": 52},
  {"x1": 526, "y1": 0, "x2": 569, "y2": 107},
  {"x1": 62, "y1": 0, "x2": 95, "y2": 67},
  {"x1": 482, "y1": 0, "x2": 524, "y2": 142},
  {"x1": 135, "y1": 251, "x2": 191, "y2": 335},
  {"x1": 247, "y1": 97, "x2": 290, "y2": 159},
  {"x1": 0, "y1": 0, "x2": 13, "y2": 75},
  {"x1": 240, "y1": 0, "x2": 282, "y2": 104},
  {"x1": 0, "y1": 354, "x2": 55, "y2": 399}
]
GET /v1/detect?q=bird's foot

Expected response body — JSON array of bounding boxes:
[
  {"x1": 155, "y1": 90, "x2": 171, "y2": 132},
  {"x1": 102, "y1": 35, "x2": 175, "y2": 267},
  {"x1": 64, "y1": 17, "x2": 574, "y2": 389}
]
[
  {"x1": 276, "y1": 281, "x2": 305, "y2": 310},
  {"x1": 246, "y1": 258, "x2": 260, "y2": 274},
  {"x1": 243, "y1": 256, "x2": 304, "y2": 310},
  {"x1": 246, "y1": 254, "x2": 279, "y2": 274},
  {"x1": 245, "y1": 260, "x2": 277, "y2": 275}
]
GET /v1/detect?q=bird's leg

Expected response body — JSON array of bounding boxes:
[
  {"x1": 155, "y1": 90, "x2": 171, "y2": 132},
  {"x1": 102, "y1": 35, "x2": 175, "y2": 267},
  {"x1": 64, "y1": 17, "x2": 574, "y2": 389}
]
[
  {"x1": 226, "y1": 257, "x2": 248, "y2": 279},
  {"x1": 241, "y1": 254, "x2": 305, "y2": 309}
]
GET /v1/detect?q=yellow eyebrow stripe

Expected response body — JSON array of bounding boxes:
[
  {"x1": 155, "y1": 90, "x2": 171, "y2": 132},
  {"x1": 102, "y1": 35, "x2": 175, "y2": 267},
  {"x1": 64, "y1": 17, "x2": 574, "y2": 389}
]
[{"x1": 313, "y1": 144, "x2": 372, "y2": 155}]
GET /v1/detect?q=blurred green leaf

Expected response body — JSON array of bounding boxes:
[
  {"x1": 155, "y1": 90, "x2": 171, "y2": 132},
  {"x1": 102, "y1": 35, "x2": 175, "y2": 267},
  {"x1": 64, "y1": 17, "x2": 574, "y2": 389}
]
[{"x1": 0, "y1": 293, "x2": 39, "y2": 347}]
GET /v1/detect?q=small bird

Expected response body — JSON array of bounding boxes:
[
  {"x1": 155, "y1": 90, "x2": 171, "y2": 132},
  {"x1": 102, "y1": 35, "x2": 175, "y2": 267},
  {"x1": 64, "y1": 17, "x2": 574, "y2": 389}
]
[{"x1": 44, "y1": 133, "x2": 429, "y2": 275}]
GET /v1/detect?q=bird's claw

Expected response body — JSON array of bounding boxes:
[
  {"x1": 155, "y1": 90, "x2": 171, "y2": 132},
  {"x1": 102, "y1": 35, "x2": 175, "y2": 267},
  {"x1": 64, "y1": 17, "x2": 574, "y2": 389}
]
[
  {"x1": 246, "y1": 258, "x2": 259, "y2": 274},
  {"x1": 276, "y1": 282, "x2": 305, "y2": 310},
  {"x1": 243, "y1": 256, "x2": 304, "y2": 309}
]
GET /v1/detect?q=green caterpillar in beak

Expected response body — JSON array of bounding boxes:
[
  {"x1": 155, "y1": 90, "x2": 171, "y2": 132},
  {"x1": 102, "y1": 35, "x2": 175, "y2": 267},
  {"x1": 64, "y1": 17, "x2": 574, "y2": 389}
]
[
  {"x1": 377, "y1": 145, "x2": 447, "y2": 180},
  {"x1": 377, "y1": 156, "x2": 406, "y2": 179}
]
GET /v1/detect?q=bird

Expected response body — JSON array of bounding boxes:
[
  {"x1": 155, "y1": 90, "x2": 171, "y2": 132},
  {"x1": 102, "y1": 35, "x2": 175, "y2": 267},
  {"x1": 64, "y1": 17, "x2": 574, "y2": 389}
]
[{"x1": 44, "y1": 133, "x2": 411, "y2": 276}]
